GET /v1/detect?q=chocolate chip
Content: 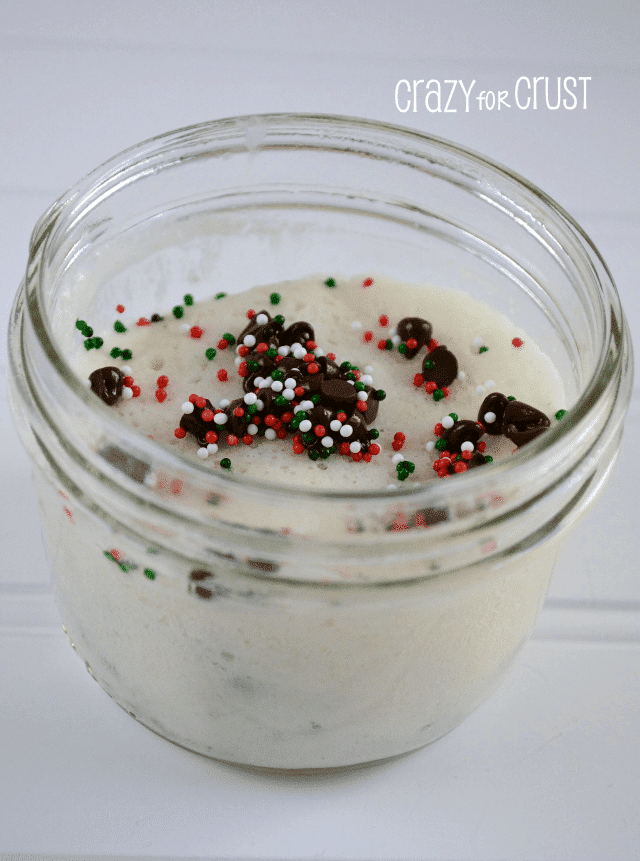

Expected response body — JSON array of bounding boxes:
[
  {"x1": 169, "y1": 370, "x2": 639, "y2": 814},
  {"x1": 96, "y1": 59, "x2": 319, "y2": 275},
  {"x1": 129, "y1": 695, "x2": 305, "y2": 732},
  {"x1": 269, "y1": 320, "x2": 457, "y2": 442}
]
[
  {"x1": 422, "y1": 345, "x2": 458, "y2": 387},
  {"x1": 280, "y1": 320, "x2": 315, "y2": 346},
  {"x1": 189, "y1": 569, "x2": 213, "y2": 582},
  {"x1": 397, "y1": 317, "x2": 433, "y2": 358},
  {"x1": 89, "y1": 366, "x2": 125, "y2": 405},
  {"x1": 180, "y1": 397, "x2": 216, "y2": 446},
  {"x1": 478, "y1": 392, "x2": 509, "y2": 435},
  {"x1": 501, "y1": 400, "x2": 550, "y2": 446},
  {"x1": 320, "y1": 379, "x2": 358, "y2": 409},
  {"x1": 465, "y1": 450, "x2": 488, "y2": 469},
  {"x1": 246, "y1": 558, "x2": 280, "y2": 573},
  {"x1": 101, "y1": 445, "x2": 149, "y2": 483},
  {"x1": 443, "y1": 419, "x2": 484, "y2": 454},
  {"x1": 361, "y1": 386, "x2": 379, "y2": 424}
]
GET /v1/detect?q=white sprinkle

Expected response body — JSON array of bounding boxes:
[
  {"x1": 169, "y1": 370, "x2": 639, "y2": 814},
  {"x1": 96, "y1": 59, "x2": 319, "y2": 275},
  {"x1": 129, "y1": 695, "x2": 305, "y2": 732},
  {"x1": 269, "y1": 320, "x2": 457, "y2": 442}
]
[
  {"x1": 485, "y1": 379, "x2": 495, "y2": 389},
  {"x1": 360, "y1": 374, "x2": 373, "y2": 385},
  {"x1": 83, "y1": 377, "x2": 91, "y2": 388},
  {"x1": 121, "y1": 366, "x2": 132, "y2": 375},
  {"x1": 392, "y1": 453, "x2": 405, "y2": 465},
  {"x1": 339, "y1": 425, "x2": 353, "y2": 438},
  {"x1": 207, "y1": 442, "x2": 219, "y2": 454},
  {"x1": 330, "y1": 419, "x2": 342, "y2": 432},
  {"x1": 441, "y1": 415, "x2": 454, "y2": 429},
  {"x1": 364, "y1": 365, "x2": 374, "y2": 374},
  {"x1": 387, "y1": 483, "x2": 397, "y2": 490},
  {"x1": 357, "y1": 391, "x2": 368, "y2": 402},
  {"x1": 255, "y1": 399, "x2": 264, "y2": 411},
  {"x1": 391, "y1": 334, "x2": 401, "y2": 346},
  {"x1": 180, "y1": 323, "x2": 190, "y2": 333},
  {"x1": 197, "y1": 447, "x2": 209, "y2": 459},
  {"x1": 351, "y1": 321, "x2": 362, "y2": 330},
  {"x1": 214, "y1": 413, "x2": 228, "y2": 425},
  {"x1": 300, "y1": 400, "x2": 314, "y2": 411},
  {"x1": 181, "y1": 401, "x2": 194, "y2": 414},
  {"x1": 426, "y1": 441, "x2": 435, "y2": 452},
  {"x1": 122, "y1": 387, "x2": 133, "y2": 399},
  {"x1": 143, "y1": 473, "x2": 156, "y2": 488},
  {"x1": 457, "y1": 370, "x2": 466, "y2": 381},
  {"x1": 270, "y1": 380, "x2": 283, "y2": 392},
  {"x1": 219, "y1": 398, "x2": 230, "y2": 408},
  {"x1": 349, "y1": 441, "x2": 361, "y2": 453},
  {"x1": 322, "y1": 436, "x2": 334, "y2": 448},
  {"x1": 347, "y1": 379, "x2": 356, "y2": 386},
  {"x1": 244, "y1": 392, "x2": 258, "y2": 405},
  {"x1": 282, "y1": 388, "x2": 295, "y2": 400},
  {"x1": 484, "y1": 411, "x2": 497, "y2": 424},
  {"x1": 473, "y1": 336, "x2": 483, "y2": 347},
  {"x1": 476, "y1": 385, "x2": 486, "y2": 394},
  {"x1": 234, "y1": 356, "x2": 242, "y2": 366},
  {"x1": 243, "y1": 334, "x2": 256, "y2": 347},
  {"x1": 277, "y1": 345, "x2": 290, "y2": 356},
  {"x1": 461, "y1": 441, "x2": 475, "y2": 452},
  {"x1": 293, "y1": 347, "x2": 306, "y2": 360},
  {"x1": 264, "y1": 428, "x2": 277, "y2": 440},
  {"x1": 256, "y1": 313, "x2": 268, "y2": 325},
  {"x1": 247, "y1": 425, "x2": 258, "y2": 436},
  {"x1": 314, "y1": 347, "x2": 324, "y2": 357},
  {"x1": 389, "y1": 328, "x2": 397, "y2": 337},
  {"x1": 299, "y1": 419, "x2": 312, "y2": 432},
  {"x1": 284, "y1": 378, "x2": 297, "y2": 389}
]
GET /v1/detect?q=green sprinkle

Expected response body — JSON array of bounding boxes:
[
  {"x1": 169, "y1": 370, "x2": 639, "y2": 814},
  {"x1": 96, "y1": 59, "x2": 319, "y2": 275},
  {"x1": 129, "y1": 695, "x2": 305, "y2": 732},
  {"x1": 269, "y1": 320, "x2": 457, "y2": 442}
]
[
  {"x1": 346, "y1": 372, "x2": 357, "y2": 382},
  {"x1": 433, "y1": 389, "x2": 445, "y2": 401},
  {"x1": 147, "y1": 547, "x2": 158, "y2": 554},
  {"x1": 484, "y1": 455, "x2": 494, "y2": 464},
  {"x1": 354, "y1": 382, "x2": 365, "y2": 392},
  {"x1": 76, "y1": 319, "x2": 87, "y2": 331},
  {"x1": 269, "y1": 292, "x2": 281, "y2": 305},
  {"x1": 220, "y1": 458, "x2": 232, "y2": 470},
  {"x1": 274, "y1": 314, "x2": 285, "y2": 325},
  {"x1": 114, "y1": 320, "x2": 126, "y2": 333},
  {"x1": 271, "y1": 369, "x2": 284, "y2": 381},
  {"x1": 302, "y1": 432, "x2": 315, "y2": 445},
  {"x1": 507, "y1": 395, "x2": 516, "y2": 401},
  {"x1": 479, "y1": 346, "x2": 489, "y2": 354},
  {"x1": 205, "y1": 347, "x2": 217, "y2": 360},
  {"x1": 340, "y1": 361, "x2": 352, "y2": 371},
  {"x1": 435, "y1": 438, "x2": 447, "y2": 451},
  {"x1": 110, "y1": 347, "x2": 121, "y2": 358},
  {"x1": 385, "y1": 339, "x2": 393, "y2": 350},
  {"x1": 91, "y1": 337, "x2": 103, "y2": 349},
  {"x1": 324, "y1": 278, "x2": 336, "y2": 288},
  {"x1": 172, "y1": 305, "x2": 184, "y2": 318},
  {"x1": 423, "y1": 359, "x2": 435, "y2": 370},
  {"x1": 266, "y1": 347, "x2": 278, "y2": 358},
  {"x1": 84, "y1": 338, "x2": 94, "y2": 350},
  {"x1": 119, "y1": 562, "x2": 134, "y2": 573},
  {"x1": 375, "y1": 389, "x2": 386, "y2": 400},
  {"x1": 308, "y1": 450, "x2": 320, "y2": 460},
  {"x1": 319, "y1": 449, "x2": 331, "y2": 460},
  {"x1": 367, "y1": 428, "x2": 380, "y2": 440},
  {"x1": 310, "y1": 394, "x2": 321, "y2": 405},
  {"x1": 121, "y1": 349, "x2": 132, "y2": 361},
  {"x1": 404, "y1": 461, "x2": 416, "y2": 473},
  {"x1": 274, "y1": 395, "x2": 287, "y2": 407},
  {"x1": 215, "y1": 292, "x2": 226, "y2": 300},
  {"x1": 449, "y1": 413, "x2": 458, "y2": 422},
  {"x1": 184, "y1": 294, "x2": 194, "y2": 306},
  {"x1": 82, "y1": 325, "x2": 94, "y2": 338},
  {"x1": 555, "y1": 409, "x2": 567, "y2": 421},
  {"x1": 223, "y1": 332, "x2": 236, "y2": 346},
  {"x1": 247, "y1": 360, "x2": 259, "y2": 372},
  {"x1": 246, "y1": 403, "x2": 258, "y2": 415},
  {"x1": 397, "y1": 343, "x2": 408, "y2": 354},
  {"x1": 144, "y1": 568, "x2": 156, "y2": 580}
]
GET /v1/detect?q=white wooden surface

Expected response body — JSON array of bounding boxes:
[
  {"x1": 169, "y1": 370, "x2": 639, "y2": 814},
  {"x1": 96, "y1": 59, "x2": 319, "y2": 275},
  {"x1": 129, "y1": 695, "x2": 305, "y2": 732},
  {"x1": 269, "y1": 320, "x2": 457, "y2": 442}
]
[{"x1": 1, "y1": 2, "x2": 639, "y2": 858}]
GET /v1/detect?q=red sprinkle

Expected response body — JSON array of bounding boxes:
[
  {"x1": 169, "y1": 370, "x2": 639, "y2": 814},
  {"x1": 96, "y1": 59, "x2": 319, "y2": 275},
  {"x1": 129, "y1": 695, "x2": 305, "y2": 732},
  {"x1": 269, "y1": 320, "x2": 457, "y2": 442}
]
[
  {"x1": 190, "y1": 326, "x2": 203, "y2": 339},
  {"x1": 306, "y1": 340, "x2": 317, "y2": 350},
  {"x1": 227, "y1": 435, "x2": 239, "y2": 446},
  {"x1": 136, "y1": 317, "x2": 151, "y2": 326},
  {"x1": 352, "y1": 452, "x2": 363, "y2": 462},
  {"x1": 314, "y1": 425, "x2": 326, "y2": 437},
  {"x1": 377, "y1": 339, "x2": 388, "y2": 350},
  {"x1": 155, "y1": 388, "x2": 167, "y2": 403},
  {"x1": 368, "y1": 443, "x2": 381, "y2": 455},
  {"x1": 338, "y1": 442, "x2": 351, "y2": 455},
  {"x1": 356, "y1": 401, "x2": 368, "y2": 413},
  {"x1": 363, "y1": 453, "x2": 372, "y2": 463},
  {"x1": 442, "y1": 387, "x2": 450, "y2": 397},
  {"x1": 157, "y1": 375, "x2": 169, "y2": 388},
  {"x1": 123, "y1": 376, "x2": 134, "y2": 387},
  {"x1": 233, "y1": 407, "x2": 244, "y2": 418},
  {"x1": 246, "y1": 309, "x2": 256, "y2": 319},
  {"x1": 238, "y1": 345, "x2": 250, "y2": 357},
  {"x1": 276, "y1": 428, "x2": 288, "y2": 440},
  {"x1": 242, "y1": 434, "x2": 253, "y2": 445},
  {"x1": 425, "y1": 381, "x2": 437, "y2": 394},
  {"x1": 264, "y1": 415, "x2": 277, "y2": 427},
  {"x1": 363, "y1": 331, "x2": 374, "y2": 342},
  {"x1": 131, "y1": 385, "x2": 141, "y2": 398},
  {"x1": 189, "y1": 393, "x2": 199, "y2": 403},
  {"x1": 461, "y1": 450, "x2": 472, "y2": 460},
  {"x1": 238, "y1": 362, "x2": 248, "y2": 377},
  {"x1": 434, "y1": 423, "x2": 444, "y2": 436},
  {"x1": 195, "y1": 396, "x2": 207, "y2": 409},
  {"x1": 427, "y1": 338, "x2": 438, "y2": 352},
  {"x1": 294, "y1": 386, "x2": 305, "y2": 397},
  {"x1": 217, "y1": 369, "x2": 228, "y2": 382},
  {"x1": 217, "y1": 339, "x2": 228, "y2": 350},
  {"x1": 512, "y1": 337, "x2": 524, "y2": 348},
  {"x1": 307, "y1": 362, "x2": 320, "y2": 374},
  {"x1": 454, "y1": 461, "x2": 468, "y2": 473},
  {"x1": 378, "y1": 314, "x2": 389, "y2": 327},
  {"x1": 413, "y1": 373, "x2": 425, "y2": 387},
  {"x1": 293, "y1": 441, "x2": 305, "y2": 454},
  {"x1": 363, "y1": 278, "x2": 373, "y2": 287},
  {"x1": 326, "y1": 352, "x2": 336, "y2": 361},
  {"x1": 170, "y1": 479, "x2": 183, "y2": 495},
  {"x1": 406, "y1": 338, "x2": 418, "y2": 350},
  {"x1": 477, "y1": 441, "x2": 486, "y2": 453},
  {"x1": 205, "y1": 431, "x2": 218, "y2": 444},
  {"x1": 201, "y1": 409, "x2": 214, "y2": 422},
  {"x1": 116, "y1": 304, "x2": 125, "y2": 313},
  {"x1": 256, "y1": 342, "x2": 268, "y2": 353},
  {"x1": 392, "y1": 439, "x2": 404, "y2": 452},
  {"x1": 174, "y1": 427, "x2": 186, "y2": 439},
  {"x1": 394, "y1": 431, "x2": 406, "y2": 442},
  {"x1": 336, "y1": 412, "x2": 348, "y2": 423},
  {"x1": 281, "y1": 411, "x2": 294, "y2": 424}
]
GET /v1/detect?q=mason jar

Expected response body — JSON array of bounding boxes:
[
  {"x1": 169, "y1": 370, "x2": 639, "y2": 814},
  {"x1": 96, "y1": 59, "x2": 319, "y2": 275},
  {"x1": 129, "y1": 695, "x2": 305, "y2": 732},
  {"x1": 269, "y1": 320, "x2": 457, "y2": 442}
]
[{"x1": 7, "y1": 115, "x2": 633, "y2": 770}]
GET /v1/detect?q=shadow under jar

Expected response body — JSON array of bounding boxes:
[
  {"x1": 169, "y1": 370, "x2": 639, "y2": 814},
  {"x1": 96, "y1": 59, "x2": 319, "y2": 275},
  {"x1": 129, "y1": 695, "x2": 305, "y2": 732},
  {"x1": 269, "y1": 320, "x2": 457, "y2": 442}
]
[{"x1": 8, "y1": 114, "x2": 633, "y2": 770}]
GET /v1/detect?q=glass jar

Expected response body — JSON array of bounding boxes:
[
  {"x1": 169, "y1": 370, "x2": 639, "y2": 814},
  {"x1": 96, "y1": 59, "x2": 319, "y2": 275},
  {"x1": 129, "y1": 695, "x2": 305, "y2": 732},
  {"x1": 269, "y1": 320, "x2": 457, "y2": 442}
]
[{"x1": 7, "y1": 115, "x2": 633, "y2": 770}]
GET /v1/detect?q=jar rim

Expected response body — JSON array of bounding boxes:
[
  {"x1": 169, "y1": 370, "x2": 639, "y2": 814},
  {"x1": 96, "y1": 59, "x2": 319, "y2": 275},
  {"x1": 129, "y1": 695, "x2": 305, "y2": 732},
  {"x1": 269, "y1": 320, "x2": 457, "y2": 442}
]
[{"x1": 20, "y1": 113, "x2": 632, "y2": 519}]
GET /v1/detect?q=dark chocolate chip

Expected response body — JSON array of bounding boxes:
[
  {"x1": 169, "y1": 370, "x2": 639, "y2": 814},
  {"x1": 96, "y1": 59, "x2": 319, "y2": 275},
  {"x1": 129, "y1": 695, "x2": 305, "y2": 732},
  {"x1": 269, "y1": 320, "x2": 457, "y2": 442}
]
[
  {"x1": 180, "y1": 397, "x2": 216, "y2": 446},
  {"x1": 397, "y1": 317, "x2": 433, "y2": 359},
  {"x1": 189, "y1": 569, "x2": 213, "y2": 581},
  {"x1": 101, "y1": 445, "x2": 149, "y2": 483},
  {"x1": 501, "y1": 400, "x2": 551, "y2": 447},
  {"x1": 246, "y1": 558, "x2": 280, "y2": 573},
  {"x1": 360, "y1": 386, "x2": 379, "y2": 424},
  {"x1": 422, "y1": 345, "x2": 458, "y2": 387},
  {"x1": 89, "y1": 366, "x2": 125, "y2": 405},
  {"x1": 465, "y1": 450, "x2": 488, "y2": 469},
  {"x1": 315, "y1": 355, "x2": 342, "y2": 378},
  {"x1": 478, "y1": 392, "x2": 510, "y2": 435},
  {"x1": 280, "y1": 321, "x2": 315, "y2": 347},
  {"x1": 320, "y1": 378, "x2": 358, "y2": 409},
  {"x1": 443, "y1": 419, "x2": 484, "y2": 454}
]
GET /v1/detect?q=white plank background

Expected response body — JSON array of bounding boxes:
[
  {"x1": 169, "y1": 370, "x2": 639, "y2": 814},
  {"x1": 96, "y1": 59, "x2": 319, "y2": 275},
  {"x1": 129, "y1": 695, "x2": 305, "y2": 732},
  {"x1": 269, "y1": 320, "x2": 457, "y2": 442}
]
[{"x1": 1, "y1": 2, "x2": 639, "y2": 858}]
